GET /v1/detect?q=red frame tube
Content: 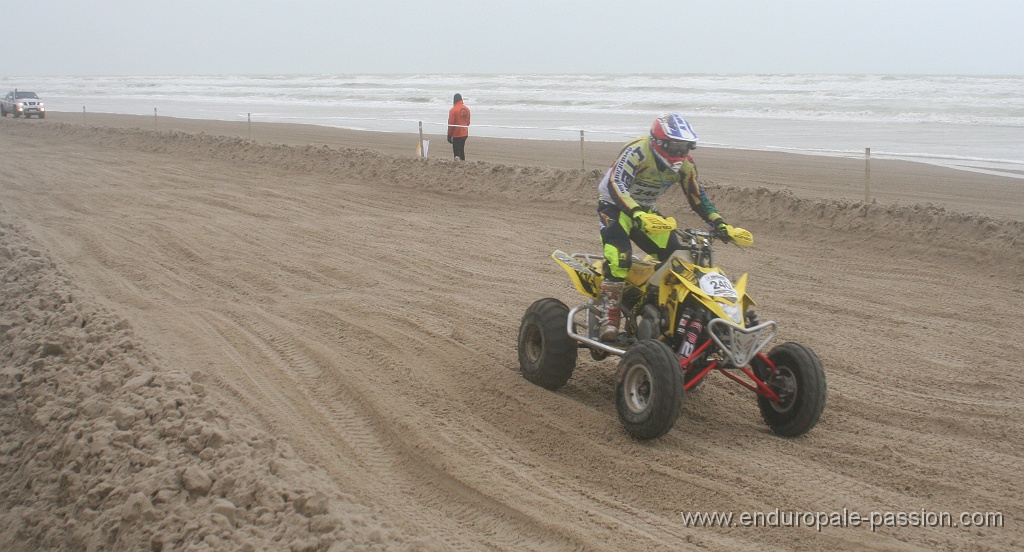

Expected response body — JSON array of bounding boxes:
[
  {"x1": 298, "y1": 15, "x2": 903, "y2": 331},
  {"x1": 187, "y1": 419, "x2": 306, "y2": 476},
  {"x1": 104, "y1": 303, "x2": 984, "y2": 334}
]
[{"x1": 679, "y1": 349, "x2": 782, "y2": 402}]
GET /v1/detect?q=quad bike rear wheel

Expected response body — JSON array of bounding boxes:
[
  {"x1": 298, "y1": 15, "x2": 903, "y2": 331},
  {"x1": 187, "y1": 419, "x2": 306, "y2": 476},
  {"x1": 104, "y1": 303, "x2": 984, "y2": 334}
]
[
  {"x1": 615, "y1": 339, "x2": 683, "y2": 440},
  {"x1": 518, "y1": 298, "x2": 577, "y2": 390},
  {"x1": 754, "y1": 342, "x2": 826, "y2": 437}
]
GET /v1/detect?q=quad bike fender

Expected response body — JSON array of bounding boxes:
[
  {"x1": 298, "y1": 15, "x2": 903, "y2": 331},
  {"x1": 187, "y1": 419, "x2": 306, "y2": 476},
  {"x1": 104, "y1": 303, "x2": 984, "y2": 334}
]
[
  {"x1": 552, "y1": 250, "x2": 602, "y2": 299},
  {"x1": 732, "y1": 273, "x2": 758, "y2": 312}
]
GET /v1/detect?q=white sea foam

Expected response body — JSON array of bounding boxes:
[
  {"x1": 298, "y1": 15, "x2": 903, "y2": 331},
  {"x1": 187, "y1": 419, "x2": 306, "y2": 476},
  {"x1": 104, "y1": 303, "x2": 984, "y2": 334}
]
[{"x1": 5, "y1": 73, "x2": 1023, "y2": 176}]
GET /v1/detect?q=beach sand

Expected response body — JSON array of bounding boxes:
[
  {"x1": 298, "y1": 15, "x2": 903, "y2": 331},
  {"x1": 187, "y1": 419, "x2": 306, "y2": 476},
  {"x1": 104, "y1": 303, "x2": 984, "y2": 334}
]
[{"x1": 0, "y1": 113, "x2": 1021, "y2": 551}]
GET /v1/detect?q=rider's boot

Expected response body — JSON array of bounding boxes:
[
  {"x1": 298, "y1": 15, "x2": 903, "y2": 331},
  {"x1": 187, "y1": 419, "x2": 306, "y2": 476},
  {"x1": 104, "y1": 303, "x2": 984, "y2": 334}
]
[{"x1": 599, "y1": 280, "x2": 625, "y2": 342}]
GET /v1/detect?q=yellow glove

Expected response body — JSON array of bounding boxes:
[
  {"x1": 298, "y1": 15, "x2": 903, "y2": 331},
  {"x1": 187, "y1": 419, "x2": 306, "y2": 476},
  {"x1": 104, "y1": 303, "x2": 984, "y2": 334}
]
[{"x1": 634, "y1": 212, "x2": 677, "y2": 235}]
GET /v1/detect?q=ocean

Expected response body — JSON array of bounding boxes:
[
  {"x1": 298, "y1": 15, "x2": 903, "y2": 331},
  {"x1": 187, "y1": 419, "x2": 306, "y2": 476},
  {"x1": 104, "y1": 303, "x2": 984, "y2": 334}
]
[{"x1": 6, "y1": 73, "x2": 1023, "y2": 177}]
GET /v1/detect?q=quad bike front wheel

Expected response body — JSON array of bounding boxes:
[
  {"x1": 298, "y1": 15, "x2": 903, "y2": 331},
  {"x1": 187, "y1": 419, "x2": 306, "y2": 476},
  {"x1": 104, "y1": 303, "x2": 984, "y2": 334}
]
[
  {"x1": 754, "y1": 342, "x2": 827, "y2": 437},
  {"x1": 615, "y1": 339, "x2": 683, "y2": 440},
  {"x1": 518, "y1": 298, "x2": 577, "y2": 390}
]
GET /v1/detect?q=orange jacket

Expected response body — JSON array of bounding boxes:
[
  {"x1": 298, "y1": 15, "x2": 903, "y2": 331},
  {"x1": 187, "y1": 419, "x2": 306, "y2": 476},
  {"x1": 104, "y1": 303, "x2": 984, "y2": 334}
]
[{"x1": 447, "y1": 100, "x2": 471, "y2": 138}]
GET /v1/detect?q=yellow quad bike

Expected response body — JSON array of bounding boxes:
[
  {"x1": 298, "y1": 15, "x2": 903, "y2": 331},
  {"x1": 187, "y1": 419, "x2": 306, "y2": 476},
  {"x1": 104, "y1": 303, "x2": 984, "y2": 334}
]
[{"x1": 517, "y1": 226, "x2": 826, "y2": 440}]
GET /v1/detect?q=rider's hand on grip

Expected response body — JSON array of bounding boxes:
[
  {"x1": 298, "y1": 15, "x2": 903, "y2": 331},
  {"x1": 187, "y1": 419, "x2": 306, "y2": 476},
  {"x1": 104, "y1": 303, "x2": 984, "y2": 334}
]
[
  {"x1": 634, "y1": 211, "x2": 677, "y2": 235},
  {"x1": 714, "y1": 220, "x2": 730, "y2": 240}
]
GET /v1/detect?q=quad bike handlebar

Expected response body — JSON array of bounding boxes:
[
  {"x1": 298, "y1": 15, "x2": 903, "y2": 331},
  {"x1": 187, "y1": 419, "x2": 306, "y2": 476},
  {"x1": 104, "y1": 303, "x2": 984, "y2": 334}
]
[{"x1": 674, "y1": 226, "x2": 719, "y2": 268}]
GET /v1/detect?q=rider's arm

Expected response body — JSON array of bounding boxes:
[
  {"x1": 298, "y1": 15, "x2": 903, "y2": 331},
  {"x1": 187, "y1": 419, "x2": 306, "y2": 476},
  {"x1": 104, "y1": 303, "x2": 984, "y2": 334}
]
[
  {"x1": 680, "y1": 162, "x2": 725, "y2": 226},
  {"x1": 606, "y1": 141, "x2": 646, "y2": 214},
  {"x1": 447, "y1": 106, "x2": 458, "y2": 140}
]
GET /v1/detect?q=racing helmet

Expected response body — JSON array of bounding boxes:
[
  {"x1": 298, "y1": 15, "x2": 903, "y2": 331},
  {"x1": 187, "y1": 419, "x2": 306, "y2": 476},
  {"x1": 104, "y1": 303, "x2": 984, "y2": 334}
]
[{"x1": 650, "y1": 114, "x2": 698, "y2": 172}]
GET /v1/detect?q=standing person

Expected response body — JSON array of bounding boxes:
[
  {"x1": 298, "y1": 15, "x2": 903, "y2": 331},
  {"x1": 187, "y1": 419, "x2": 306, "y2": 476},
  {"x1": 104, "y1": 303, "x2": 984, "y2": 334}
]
[
  {"x1": 447, "y1": 93, "x2": 471, "y2": 160},
  {"x1": 596, "y1": 113, "x2": 752, "y2": 342}
]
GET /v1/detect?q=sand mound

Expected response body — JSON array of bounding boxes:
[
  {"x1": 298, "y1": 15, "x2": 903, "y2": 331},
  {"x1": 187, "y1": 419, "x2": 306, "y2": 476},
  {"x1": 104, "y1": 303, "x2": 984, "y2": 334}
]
[
  {"x1": 29, "y1": 123, "x2": 1023, "y2": 265},
  {"x1": 710, "y1": 184, "x2": 1023, "y2": 270},
  {"x1": 0, "y1": 217, "x2": 430, "y2": 551}
]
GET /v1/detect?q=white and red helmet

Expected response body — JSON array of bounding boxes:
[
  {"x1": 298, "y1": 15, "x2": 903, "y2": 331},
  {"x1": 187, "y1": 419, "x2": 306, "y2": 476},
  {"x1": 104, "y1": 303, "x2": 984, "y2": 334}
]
[{"x1": 650, "y1": 113, "x2": 698, "y2": 172}]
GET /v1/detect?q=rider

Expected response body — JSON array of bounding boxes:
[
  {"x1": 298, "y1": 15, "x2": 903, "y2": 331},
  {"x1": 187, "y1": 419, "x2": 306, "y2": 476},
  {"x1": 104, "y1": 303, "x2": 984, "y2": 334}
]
[{"x1": 597, "y1": 113, "x2": 752, "y2": 342}]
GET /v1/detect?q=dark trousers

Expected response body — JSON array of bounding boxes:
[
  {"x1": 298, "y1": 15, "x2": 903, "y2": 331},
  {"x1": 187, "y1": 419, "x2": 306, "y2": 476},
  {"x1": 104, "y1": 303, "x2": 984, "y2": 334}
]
[{"x1": 452, "y1": 136, "x2": 467, "y2": 160}]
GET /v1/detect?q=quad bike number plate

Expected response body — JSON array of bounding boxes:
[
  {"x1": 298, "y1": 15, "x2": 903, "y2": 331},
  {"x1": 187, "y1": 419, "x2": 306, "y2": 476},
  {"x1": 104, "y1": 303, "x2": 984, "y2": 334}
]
[{"x1": 699, "y1": 273, "x2": 738, "y2": 299}]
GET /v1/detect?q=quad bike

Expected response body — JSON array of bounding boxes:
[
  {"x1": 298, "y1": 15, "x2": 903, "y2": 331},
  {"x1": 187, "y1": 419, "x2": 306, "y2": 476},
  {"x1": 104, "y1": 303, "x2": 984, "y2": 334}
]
[{"x1": 517, "y1": 225, "x2": 826, "y2": 440}]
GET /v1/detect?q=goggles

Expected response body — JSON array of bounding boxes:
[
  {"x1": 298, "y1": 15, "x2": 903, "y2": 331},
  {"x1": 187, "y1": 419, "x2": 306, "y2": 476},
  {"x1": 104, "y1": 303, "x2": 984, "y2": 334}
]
[{"x1": 657, "y1": 139, "x2": 695, "y2": 156}]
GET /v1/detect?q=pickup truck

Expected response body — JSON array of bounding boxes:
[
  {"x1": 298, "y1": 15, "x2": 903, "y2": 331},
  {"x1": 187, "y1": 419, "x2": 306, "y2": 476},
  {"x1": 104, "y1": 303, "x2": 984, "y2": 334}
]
[{"x1": 1, "y1": 90, "x2": 45, "y2": 118}]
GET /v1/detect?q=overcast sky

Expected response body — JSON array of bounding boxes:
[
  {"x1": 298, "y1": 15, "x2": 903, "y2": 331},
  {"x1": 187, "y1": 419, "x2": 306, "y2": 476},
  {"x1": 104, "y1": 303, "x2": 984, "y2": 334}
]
[{"x1": 6, "y1": 0, "x2": 1023, "y2": 76}]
